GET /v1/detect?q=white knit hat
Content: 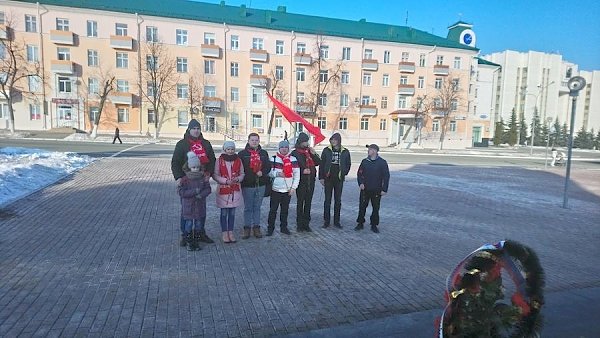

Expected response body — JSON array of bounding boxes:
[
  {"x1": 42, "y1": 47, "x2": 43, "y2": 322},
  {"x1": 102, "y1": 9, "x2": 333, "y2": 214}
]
[
  {"x1": 223, "y1": 141, "x2": 236, "y2": 151},
  {"x1": 186, "y1": 151, "x2": 201, "y2": 168}
]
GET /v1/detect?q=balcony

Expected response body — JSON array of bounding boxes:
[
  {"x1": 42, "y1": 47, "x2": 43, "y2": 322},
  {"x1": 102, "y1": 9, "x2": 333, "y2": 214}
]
[
  {"x1": 361, "y1": 59, "x2": 379, "y2": 71},
  {"x1": 433, "y1": 65, "x2": 449, "y2": 76},
  {"x1": 202, "y1": 97, "x2": 223, "y2": 113},
  {"x1": 398, "y1": 61, "x2": 415, "y2": 73},
  {"x1": 359, "y1": 105, "x2": 378, "y2": 116},
  {"x1": 50, "y1": 60, "x2": 75, "y2": 74},
  {"x1": 397, "y1": 84, "x2": 415, "y2": 96},
  {"x1": 0, "y1": 25, "x2": 8, "y2": 39},
  {"x1": 249, "y1": 49, "x2": 268, "y2": 62},
  {"x1": 250, "y1": 74, "x2": 269, "y2": 87},
  {"x1": 110, "y1": 35, "x2": 134, "y2": 50},
  {"x1": 294, "y1": 53, "x2": 312, "y2": 65},
  {"x1": 109, "y1": 92, "x2": 133, "y2": 105},
  {"x1": 295, "y1": 103, "x2": 315, "y2": 116},
  {"x1": 201, "y1": 44, "x2": 221, "y2": 58},
  {"x1": 50, "y1": 30, "x2": 74, "y2": 45}
]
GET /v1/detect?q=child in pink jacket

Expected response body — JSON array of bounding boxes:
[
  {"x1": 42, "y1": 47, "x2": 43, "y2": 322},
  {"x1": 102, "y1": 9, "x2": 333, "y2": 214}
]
[{"x1": 213, "y1": 141, "x2": 245, "y2": 243}]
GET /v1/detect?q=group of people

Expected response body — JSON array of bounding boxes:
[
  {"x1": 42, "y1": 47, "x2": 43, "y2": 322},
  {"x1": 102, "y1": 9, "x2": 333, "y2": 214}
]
[{"x1": 170, "y1": 119, "x2": 390, "y2": 251}]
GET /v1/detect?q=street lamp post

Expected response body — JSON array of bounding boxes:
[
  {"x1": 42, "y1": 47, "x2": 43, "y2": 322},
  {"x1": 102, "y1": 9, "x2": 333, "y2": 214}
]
[
  {"x1": 544, "y1": 117, "x2": 554, "y2": 169},
  {"x1": 562, "y1": 76, "x2": 586, "y2": 208},
  {"x1": 526, "y1": 81, "x2": 554, "y2": 156}
]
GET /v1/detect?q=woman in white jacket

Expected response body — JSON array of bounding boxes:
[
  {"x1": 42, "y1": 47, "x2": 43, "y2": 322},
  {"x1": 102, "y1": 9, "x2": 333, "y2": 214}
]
[{"x1": 267, "y1": 140, "x2": 300, "y2": 236}]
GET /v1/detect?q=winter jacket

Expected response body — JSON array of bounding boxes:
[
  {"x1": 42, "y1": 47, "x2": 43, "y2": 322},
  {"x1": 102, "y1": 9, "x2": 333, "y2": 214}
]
[
  {"x1": 357, "y1": 156, "x2": 390, "y2": 193},
  {"x1": 291, "y1": 148, "x2": 321, "y2": 182},
  {"x1": 213, "y1": 155, "x2": 245, "y2": 208},
  {"x1": 171, "y1": 131, "x2": 216, "y2": 180},
  {"x1": 319, "y1": 145, "x2": 351, "y2": 181},
  {"x1": 268, "y1": 154, "x2": 300, "y2": 193},
  {"x1": 238, "y1": 144, "x2": 271, "y2": 188},
  {"x1": 178, "y1": 172, "x2": 212, "y2": 220}
]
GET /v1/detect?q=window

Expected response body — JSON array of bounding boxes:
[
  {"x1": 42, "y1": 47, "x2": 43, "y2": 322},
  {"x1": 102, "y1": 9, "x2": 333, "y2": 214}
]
[
  {"x1": 341, "y1": 71, "x2": 349, "y2": 84},
  {"x1": 276, "y1": 40, "x2": 284, "y2": 55},
  {"x1": 147, "y1": 82, "x2": 156, "y2": 97},
  {"x1": 381, "y1": 96, "x2": 388, "y2": 109},
  {"x1": 230, "y1": 35, "x2": 239, "y2": 50},
  {"x1": 230, "y1": 87, "x2": 239, "y2": 102},
  {"x1": 115, "y1": 23, "x2": 128, "y2": 36},
  {"x1": 230, "y1": 62, "x2": 239, "y2": 77},
  {"x1": 252, "y1": 88, "x2": 264, "y2": 104},
  {"x1": 342, "y1": 47, "x2": 351, "y2": 60},
  {"x1": 320, "y1": 45, "x2": 329, "y2": 59},
  {"x1": 400, "y1": 75, "x2": 408, "y2": 85},
  {"x1": 176, "y1": 29, "x2": 188, "y2": 45},
  {"x1": 434, "y1": 77, "x2": 442, "y2": 89},
  {"x1": 58, "y1": 106, "x2": 72, "y2": 121},
  {"x1": 419, "y1": 53, "x2": 426, "y2": 67},
  {"x1": 56, "y1": 18, "x2": 69, "y2": 31},
  {"x1": 383, "y1": 50, "x2": 390, "y2": 64},
  {"x1": 204, "y1": 32, "x2": 215, "y2": 44},
  {"x1": 453, "y1": 57, "x2": 461, "y2": 69},
  {"x1": 364, "y1": 49, "x2": 373, "y2": 59},
  {"x1": 401, "y1": 52, "x2": 409, "y2": 62},
  {"x1": 339, "y1": 117, "x2": 348, "y2": 130},
  {"x1": 28, "y1": 76, "x2": 41, "y2": 92},
  {"x1": 177, "y1": 84, "x2": 189, "y2": 99},
  {"x1": 252, "y1": 37, "x2": 264, "y2": 50},
  {"x1": 362, "y1": 72, "x2": 372, "y2": 86},
  {"x1": 252, "y1": 114, "x2": 263, "y2": 128},
  {"x1": 380, "y1": 119, "x2": 387, "y2": 130},
  {"x1": 451, "y1": 99, "x2": 458, "y2": 111},
  {"x1": 397, "y1": 96, "x2": 407, "y2": 109},
  {"x1": 382, "y1": 74, "x2": 389, "y2": 87},
  {"x1": 318, "y1": 94, "x2": 328, "y2": 106},
  {"x1": 319, "y1": 70, "x2": 328, "y2": 83},
  {"x1": 146, "y1": 26, "x2": 158, "y2": 42},
  {"x1": 147, "y1": 109, "x2": 155, "y2": 123},
  {"x1": 317, "y1": 117, "x2": 326, "y2": 129},
  {"x1": 204, "y1": 60, "x2": 215, "y2": 74},
  {"x1": 58, "y1": 77, "x2": 71, "y2": 93},
  {"x1": 275, "y1": 66, "x2": 284, "y2": 80},
  {"x1": 29, "y1": 104, "x2": 41, "y2": 120},
  {"x1": 0, "y1": 44, "x2": 4, "y2": 59},
  {"x1": 26, "y1": 45, "x2": 39, "y2": 63},
  {"x1": 118, "y1": 108, "x2": 129, "y2": 123},
  {"x1": 252, "y1": 64, "x2": 263, "y2": 75},
  {"x1": 146, "y1": 55, "x2": 158, "y2": 70},
  {"x1": 116, "y1": 52, "x2": 128, "y2": 68},
  {"x1": 340, "y1": 94, "x2": 349, "y2": 107},
  {"x1": 231, "y1": 113, "x2": 240, "y2": 128},
  {"x1": 436, "y1": 55, "x2": 444, "y2": 65},
  {"x1": 449, "y1": 120, "x2": 457, "y2": 132},
  {"x1": 296, "y1": 67, "x2": 305, "y2": 81},
  {"x1": 296, "y1": 42, "x2": 306, "y2": 54},
  {"x1": 116, "y1": 80, "x2": 129, "y2": 92},
  {"x1": 204, "y1": 85, "x2": 216, "y2": 97},
  {"x1": 88, "y1": 78, "x2": 99, "y2": 94},
  {"x1": 0, "y1": 12, "x2": 3, "y2": 25},
  {"x1": 432, "y1": 120, "x2": 440, "y2": 132},
  {"x1": 451, "y1": 78, "x2": 459, "y2": 90},
  {"x1": 87, "y1": 20, "x2": 97, "y2": 37},
  {"x1": 177, "y1": 57, "x2": 188, "y2": 73},
  {"x1": 177, "y1": 111, "x2": 188, "y2": 127},
  {"x1": 434, "y1": 98, "x2": 442, "y2": 108},
  {"x1": 25, "y1": 15, "x2": 37, "y2": 33},
  {"x1": 361, "y1": 95, "x2": 371, "y2": 106},
  {"x1": 360, "y1": 117, "x2": 369, "y2": 130},
  {"x1": 89, "y1": 107, "x2": 99, "y2": 124},
  {"x1": 57, "y1": 47, "x2": 70, "y2": 60},
  {"x1": 275, "y1": 116, "x2": 283, "y2": 128},
  {"x1": 418, "y1": 76, "x2": 424, "y2": 89}
]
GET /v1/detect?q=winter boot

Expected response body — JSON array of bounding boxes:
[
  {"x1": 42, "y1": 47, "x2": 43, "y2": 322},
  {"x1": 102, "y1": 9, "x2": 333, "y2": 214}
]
[
  {"x1": 198, "y1": 229, "x2": 214, "y2": 244},
  {"x1": 222, "y1": 231, "x2": 231, "y2": 244},
  {"x1": 186, "y1": 234, "x2": 196, "y2": 251},
  {"x1": 354, "y1": 223, "x2": 364, "y2": 231},
  {"x1": 371, "y1": 225, "x2": 380, "y2": 233},
  {"x1": 266, "y1": 225, "x2": 275, "y2": 236},
  {"x1": 280, "y1": 226, "x2": 291, "y2": 235},
  {"x1": 180, "y1": 234, "x2": 187, "y2": 247},
  {"x1": 242, "y1": 227, "x2": 251, "y2": 240},
  {"x1": 228, "y1": 231, "x2": 236, "y2": 243},
  {"x1": 252, "y1": 227, "x2": 263, "y2": 238}
]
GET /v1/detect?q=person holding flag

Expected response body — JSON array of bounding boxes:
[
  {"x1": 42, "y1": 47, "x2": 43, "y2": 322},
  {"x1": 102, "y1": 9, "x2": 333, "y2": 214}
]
[{"x1": 291, "y1": 132, "x2": 321, "y2": 232}]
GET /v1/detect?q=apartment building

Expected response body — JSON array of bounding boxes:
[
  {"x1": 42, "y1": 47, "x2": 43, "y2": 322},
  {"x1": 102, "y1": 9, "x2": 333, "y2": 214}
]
[{"x1": 2, "y1": 0, "x2": 481, "y2": 148}]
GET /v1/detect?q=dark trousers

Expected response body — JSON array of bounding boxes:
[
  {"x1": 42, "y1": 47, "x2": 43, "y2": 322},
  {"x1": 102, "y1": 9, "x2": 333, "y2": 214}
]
[
  {"x1": 268, "y1": 191, "x2": 291, "y2": 229},
  {"x1": 356, "y1": 190, "x2": 382, "y2": 226},
  {"x1": 324, "y1": 178, "x2": 343, "y2": 226},
  {"x1": 112, "y1": 136, "x2": 122, "y2": 144},
  {"x1": 296, "y1": 178, "x2": 315, "y2": 229}
]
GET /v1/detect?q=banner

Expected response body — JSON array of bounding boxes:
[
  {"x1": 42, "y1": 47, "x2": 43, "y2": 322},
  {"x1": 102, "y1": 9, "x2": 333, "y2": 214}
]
[{"x1": 266, "y1": 93, "x2": 325, "y2": 145}]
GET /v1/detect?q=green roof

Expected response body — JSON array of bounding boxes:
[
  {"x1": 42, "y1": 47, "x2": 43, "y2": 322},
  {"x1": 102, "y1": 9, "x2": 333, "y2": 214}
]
[
  {"x1": 13, "y1": 0, "x2": 478, "y2": 51},
  {"x1": 476, "y1": 57, "x2": 501, "y2": 67}
]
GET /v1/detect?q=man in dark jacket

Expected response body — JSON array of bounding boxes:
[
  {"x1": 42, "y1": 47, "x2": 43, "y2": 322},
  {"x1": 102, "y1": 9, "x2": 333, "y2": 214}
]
[
  {"x1": 290, "y1": 132, "x2": 321, "y2": 232},
  {"x1": 319, "y1": 133, "x2": 351, "y2": 228},
  {"x1": 355, "y1": 144, "x2": 390, "y2": 233},
  {"x1": 238, "y1": 133, "x2": 271, "y2": 239},
  {"x1": 171, "y1": 119, "x2": 216, "y2": 244}
]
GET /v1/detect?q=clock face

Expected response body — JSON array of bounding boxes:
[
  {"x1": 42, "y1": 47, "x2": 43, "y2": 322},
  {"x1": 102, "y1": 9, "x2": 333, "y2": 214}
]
[
  {"x1": 463, "y1": 33, "x2": 472, "y2": 45},
  {"x1": 459, "y1": 29, "x2": 476, "y2": 47}
]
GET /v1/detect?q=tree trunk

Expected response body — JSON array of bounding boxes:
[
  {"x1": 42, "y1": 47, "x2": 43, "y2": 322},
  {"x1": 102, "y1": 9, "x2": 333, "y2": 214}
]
[
  {"x1": 91, "y1": 124, "x2": 99, "y2": 138},
  {"x1": 8, "y1": 98, "x2": 15, "y2": 134}
]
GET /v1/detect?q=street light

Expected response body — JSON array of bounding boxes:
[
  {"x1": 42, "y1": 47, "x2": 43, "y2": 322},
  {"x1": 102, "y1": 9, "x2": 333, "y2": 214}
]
[
  {"x1": 562, "y1": 76, "x2": 586, "y2": 208},
  {"x1": 527, "y1": 81, "x2": 554, "y2": 155},
  {"x1": 544, "y1": 117, "x2": 554, "y2": 169}
]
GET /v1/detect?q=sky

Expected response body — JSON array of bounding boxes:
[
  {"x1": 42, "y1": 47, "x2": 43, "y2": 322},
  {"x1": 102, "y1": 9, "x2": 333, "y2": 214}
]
[{"x1": 198, "y1": 0, "x2": 600, "y2": 71}]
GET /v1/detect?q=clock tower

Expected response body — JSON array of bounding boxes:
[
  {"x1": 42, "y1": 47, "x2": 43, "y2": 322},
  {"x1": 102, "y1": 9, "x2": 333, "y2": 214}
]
[{"x1": 447, "y1": 21, "x2": 476, "y2": 48}]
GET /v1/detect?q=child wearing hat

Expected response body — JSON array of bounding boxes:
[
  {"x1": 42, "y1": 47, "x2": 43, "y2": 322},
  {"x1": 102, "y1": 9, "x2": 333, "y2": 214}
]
[
  {"x1": 178, "y1": 151, "x2": 212, "y2": 251},
  {"x1": 267, "y1": 140, "x2": 300, "y2": 236},
  {"x1": 213, "y1": 141, "x2": 245, "y2": 243}
]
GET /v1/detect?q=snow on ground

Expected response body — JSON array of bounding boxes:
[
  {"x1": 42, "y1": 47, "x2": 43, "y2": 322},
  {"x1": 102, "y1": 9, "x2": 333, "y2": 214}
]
[{"x1": 0, "y1": 147, "x2": 94, "y2": 207}]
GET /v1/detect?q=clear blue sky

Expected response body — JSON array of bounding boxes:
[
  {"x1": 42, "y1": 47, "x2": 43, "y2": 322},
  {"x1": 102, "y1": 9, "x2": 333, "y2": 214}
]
[{"x1": 198, "y1": 0, "x2": 600, "y2": 71}]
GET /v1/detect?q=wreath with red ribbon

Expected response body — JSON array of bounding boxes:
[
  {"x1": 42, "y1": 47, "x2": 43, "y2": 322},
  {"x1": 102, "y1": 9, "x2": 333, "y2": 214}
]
[{"x1": 437, "y1": 240, "x2": 545, "y2": 337}]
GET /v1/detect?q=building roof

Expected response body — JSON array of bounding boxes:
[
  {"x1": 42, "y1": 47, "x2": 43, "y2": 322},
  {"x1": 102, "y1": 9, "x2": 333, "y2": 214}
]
[
  {"x1": 13, "y1": 0, "x2": 478, "y2": 51},
  {"x1": 476, "y1": 57, "x2": 501, "y2": 67}
]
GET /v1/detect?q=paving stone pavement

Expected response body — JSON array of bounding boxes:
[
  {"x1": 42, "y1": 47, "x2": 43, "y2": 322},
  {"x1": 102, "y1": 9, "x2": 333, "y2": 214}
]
[{"x1": 1, "y1": 153, "x2": 599, "y2": 337}]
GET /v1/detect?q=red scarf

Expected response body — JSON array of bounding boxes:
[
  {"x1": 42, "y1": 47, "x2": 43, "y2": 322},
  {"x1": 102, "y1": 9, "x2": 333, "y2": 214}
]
[
  {"x1": 188, "y1": 138, "x2": 209, "y2": 164},
  {"x1": 218, "y1": 155, "x2": 241, "y2": 195},
  {"x1": 295, "y1": 148, "x2": 314, "y2": 168},
  {"x1": 277, "y1": 153, "x2": 293, "y2": 178},
  {"x1": 248, "y1": 148, "x2": 262, "y2": 174}
]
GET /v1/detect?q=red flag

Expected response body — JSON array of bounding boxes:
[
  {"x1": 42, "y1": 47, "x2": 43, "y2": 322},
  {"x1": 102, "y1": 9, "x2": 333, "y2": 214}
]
[{"x1": 266, "y1": 93, "x2": 326, "y2": 145}]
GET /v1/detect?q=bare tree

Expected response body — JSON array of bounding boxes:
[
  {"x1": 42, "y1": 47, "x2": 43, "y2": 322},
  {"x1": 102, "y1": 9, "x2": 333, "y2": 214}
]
[
  {"x1": 308, "y1": 35, "x2": 342, "y2": 118},
  {"x1": 139, "y1": 40, "x2": 178, "y2": 139},
  {"x1": 266, "y1": 66, "x2": 286, "y2": 135},
  {"x1": 187, "y1": 67, "x2": 204, "y2": 120},
  {"x1": 80, "y1": 65, "x2": 116, "y2": 138},
  {"x1": 430, "y1": 76, "x2": 463, "y2": 149},
  {"x1": 0, "y1": 15, "x2": 42, "y2": 133},
  {"x1": 411, "y1": 94, "x2": 432, "y2": 145}
]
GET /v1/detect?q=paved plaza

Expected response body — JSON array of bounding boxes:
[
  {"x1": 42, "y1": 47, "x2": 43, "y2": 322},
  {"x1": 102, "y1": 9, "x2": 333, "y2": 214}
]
[{"x1": 1, "y1": 146, "x2": 600, "y2": 337}]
